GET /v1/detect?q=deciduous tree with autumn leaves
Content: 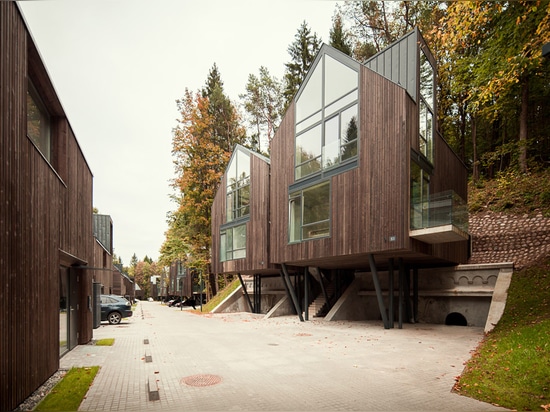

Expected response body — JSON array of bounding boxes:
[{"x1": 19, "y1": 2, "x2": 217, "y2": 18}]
[{"x1": 160, "y1": 65, "x2": 247, "y2": 296}]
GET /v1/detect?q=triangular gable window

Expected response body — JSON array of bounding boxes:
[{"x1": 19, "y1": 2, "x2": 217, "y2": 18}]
[
  {"x1": 294, "y1": 46, "x2": 359, "y2": 181},
  {"x1": 226, "y1": 146, "x2": 250, "y2": 223}
]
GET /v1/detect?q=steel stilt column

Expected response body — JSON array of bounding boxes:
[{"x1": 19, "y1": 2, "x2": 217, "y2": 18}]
[
  {"x1": 388, "y1": 258, "x2": 395, "y2": 328},
  {"x1": 404, "y1": 264, "x2": 413, "y2": 323},
  {"x1": 281, "y1": 264, "x2": 304, "y2": 322},
  {"x1": 398, "y1": 258, "x2": 404, "y2": 329},
  {"x1": 238, "y1": 274, "x2": 254, "y2": 313},
  {"x1": 304, "y1": 268, "x2": 309, "y2": 321},
  {"x1": 368, "y1": 254, "x2": 389, "y2": 329},
  {"x1": 254, "y1": 275, "x2": 262, "y2": 314},
  {"x1": 318, "y1": 269, "x2": 330, "y2": 306},
  {"x1": 413, "y1": 267, "x2": 419, "y2": 323}
]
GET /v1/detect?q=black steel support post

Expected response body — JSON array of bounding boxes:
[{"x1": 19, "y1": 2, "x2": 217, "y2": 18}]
[
  {"x1": 254, "y1": 275, "x2": 261, "y2": 314},
  {"x1": 281, "y1": 264, "x2": 304, "y2": 322},
  {"x1": 368, "y1": 254, "x2": 390, "y2": 329},
  {"x1": 398, "y1": 258, "x2": 404, "y2": 329},
  {"x1": 413, "y1": 267, "x2": 419, "y2": 323},
  {"x1": 388, "y1": 258, "x2": 395, "y2": 328},
  {"x1": 304, "y1": 268, "x2": 309, "y2": 321},
  {"x1": 319, "y1": 269, "x2": 330, "y2": 306},
  {"x1": 237, "y1": 274, "x2": 254, "y2": 313},
  {"x1": 279, "y1": 271, "x2": 293, "y2": 312},
  {"x1": 403, "y1": 264, "x2": 413, "y2": 323}
]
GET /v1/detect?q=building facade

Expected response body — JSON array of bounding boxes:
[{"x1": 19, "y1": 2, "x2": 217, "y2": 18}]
[
  {"x1": 211, "y1": 29, "x2": 470, "y2": 324},
  {"x1": 1, "y1": 3, "x2": 95, "y2": 409}
]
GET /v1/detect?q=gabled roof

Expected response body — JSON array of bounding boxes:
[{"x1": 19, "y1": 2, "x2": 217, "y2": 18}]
[
  {"x1": 295, "y1": 43, "x2": 361, "y2": 105},
  {"x1": 93, "y1": 214, "x2": 112, "y2": 253},
  {"x1": 231, "y1": 143, "x2": 270, "y2": 164}
]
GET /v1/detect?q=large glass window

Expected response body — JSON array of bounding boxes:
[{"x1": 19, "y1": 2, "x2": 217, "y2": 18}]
[
  {"x1": 410, "y1": 162, "x2": 430, "y2": 229},
  {"x1": 27, "y1": 81, "x2": 51, "y2": 162},
  {"x1": 419, "y1": 50, "x2": 434, "y2": 163},
  {"x1": 220, "y1": 224, "x2": 246, "y2": 261},
  {"x1": 296, "y1": 124, "x2": 322, "y2": 179},
  {"x1": 295, "y1": 50, "x2": 359, "y2": 181},
  {"x1": 289, "y1": 182, "x2": 330, "y2": 242},
  {"x1": 226, "y1": 148, "x2": 250, "y2": 222}
]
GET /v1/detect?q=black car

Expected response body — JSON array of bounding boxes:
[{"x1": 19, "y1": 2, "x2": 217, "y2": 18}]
[{"x1": 100, "y1": 295, "x2": 133, "y2": 325}]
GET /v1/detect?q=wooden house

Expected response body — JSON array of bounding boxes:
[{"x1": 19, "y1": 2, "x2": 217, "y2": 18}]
[
  {"x1": 112, "y1": 264, "x2": 135, "y2": 301},
  {"x1": 211, "y1": 29, "x2": 469, "y2": 324},
  {"x1": 211, "y1": 145, "x2": 277, "y2": 275},
  {"x1": 92, "y1": 214, "x2": 114, "y2": 294},
  {"x1": 1, "y1": 3, "x2": 95, "y2": 409}
]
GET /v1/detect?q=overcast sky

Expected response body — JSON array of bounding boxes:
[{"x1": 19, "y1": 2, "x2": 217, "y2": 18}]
[{"x1": 18, "y1": 0, "x2": 341, "y2": 265}]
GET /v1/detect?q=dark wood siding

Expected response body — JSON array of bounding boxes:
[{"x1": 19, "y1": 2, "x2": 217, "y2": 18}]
[
  {"x1": 1, "y1": 3, "x2": 94, "y2": 409},
  {"x1": 91, "y1": 240, "x2": 114, "y2": 294},
  {"x1": 270, "y1": 68, "x2": 410, "y2": 269},
  {"x1": 211, "y1": 151, "x2": 276, "y2": 275},
  {"x1": 211, "y1": 171, "x2": 226, "y2": 274}
]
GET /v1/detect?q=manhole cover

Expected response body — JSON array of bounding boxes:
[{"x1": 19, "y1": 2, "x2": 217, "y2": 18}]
[{"x1": 181, "y1": 374, "x2": 222, "y2": 387}]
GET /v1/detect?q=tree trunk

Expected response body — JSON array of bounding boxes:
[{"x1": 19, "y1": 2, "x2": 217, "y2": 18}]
[
  {"x1": 472, "y1": 114, "x2": 479, "y2": 183},
  {"x1": 519, "y1": 78, "x2": 528, "y2": 173},
  {"x1": 459, "y1": 103, "x2": 466, "y2": 162}
]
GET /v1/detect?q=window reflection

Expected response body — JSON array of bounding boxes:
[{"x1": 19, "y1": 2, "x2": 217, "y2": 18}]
[
  {"x1": 323, "y1": 116, "x2": 339, "y2": 168},
  {"x1": 420, "y1": 51, "x2": 434, "y2": 111},
  {"x1": 295, "y1": 50, "x2": 359, "y2": 181},
  {"x1": 289, "y1": 182, "x2": 330, "y2": 242},
  {"x1": 220, "y1": 223, "x2": 247, "y2": 261},
  {"x1": 226, "y1": 147, "x2": 251, "y2": 222},
  {"x1": 324, "y1": 55, "x2": 358, "y2": 106},
  {"x1": 59, "y1": 268, "x2": 68, "y2": 356},
  {"x1": 296, "y1": 64, "x2": 323, "y2": 123},
  {"x1": 27, "y1": 82, "x2": 51, "y2": 162},
  {"x1": 295, "y1": 125, "x2": 322, "y2": 179},
  {"x1": 419, "y1": 50, "x2": 434, "y2": 163}
]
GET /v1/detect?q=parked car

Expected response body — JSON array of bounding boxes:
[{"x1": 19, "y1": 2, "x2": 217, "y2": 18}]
[{"x1": 100, "y1": 295, "x2": 133, "y2": 325}]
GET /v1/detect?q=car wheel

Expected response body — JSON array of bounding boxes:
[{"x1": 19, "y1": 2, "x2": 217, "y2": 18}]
[{"x1": 108, "y1": 311, "x2": 122, "y2": 325}]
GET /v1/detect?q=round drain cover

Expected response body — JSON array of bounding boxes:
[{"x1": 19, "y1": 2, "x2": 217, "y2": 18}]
[{"x1": 181, "y1": 374, "x2": 222, "y2": 387}]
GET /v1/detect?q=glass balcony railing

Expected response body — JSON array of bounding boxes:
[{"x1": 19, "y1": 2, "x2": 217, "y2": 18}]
[{"x1": 410, "y1": 191, "x2": 469, "y2": 243}]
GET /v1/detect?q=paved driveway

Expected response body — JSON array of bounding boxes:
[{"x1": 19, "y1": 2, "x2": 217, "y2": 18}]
[{"x1": 61, "y1": 301, "x2": 506, "y2": 411}]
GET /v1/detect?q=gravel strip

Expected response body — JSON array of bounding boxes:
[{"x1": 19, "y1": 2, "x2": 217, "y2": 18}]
[{"x1": 13, "y1": 369, "x2": 68, "y2": 411}]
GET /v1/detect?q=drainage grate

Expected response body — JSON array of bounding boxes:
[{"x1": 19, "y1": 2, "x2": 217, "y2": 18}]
[{"x1": 181, "y1": 374, "x2": 222, "y2": 387}]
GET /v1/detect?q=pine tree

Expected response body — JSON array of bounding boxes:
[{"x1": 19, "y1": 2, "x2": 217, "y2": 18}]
[
  {"x1": 240, "y1": 66, "x2": 284, "y2": 154},
  {"x1": 283, "y1": 21, "x2": 322, "y2": 109},
  {"x1": 329, "y1": 13, "x2": 352, "y2": 56}
]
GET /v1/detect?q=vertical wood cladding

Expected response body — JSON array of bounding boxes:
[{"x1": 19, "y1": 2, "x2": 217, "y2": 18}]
[
  {"x1": 211, "y1": 151, "x2": 275, "y2": 275},
  {"x1": 1, "y1": 3, "x2": 94, "y2": 409},
  {"x1": 270, "y1": 69, "x2": 410, "y2": 265}
]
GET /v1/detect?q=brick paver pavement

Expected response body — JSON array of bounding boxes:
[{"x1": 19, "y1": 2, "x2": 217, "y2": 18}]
[{"x1": 60, "y1": 301, "x2": 507, "y2": 411}]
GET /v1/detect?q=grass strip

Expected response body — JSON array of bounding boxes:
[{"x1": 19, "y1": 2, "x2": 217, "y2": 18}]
[
  {"x1": 455, "y1": 259, "x2": 550, "y2": 410},
  {"x1": 35, "y1": 366, "x2": 99, "y2": 411},
  {"x1": 95, "y1": 338, "x2": 115, "y2": 346},
  {"x1": 200, "y1": 278, "x2": 240, "y2": 312}
]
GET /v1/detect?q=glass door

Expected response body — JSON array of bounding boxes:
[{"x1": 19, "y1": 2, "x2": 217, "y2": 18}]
[{"x1": 59, "y1": 266, "x2": 69, "y2": 356}]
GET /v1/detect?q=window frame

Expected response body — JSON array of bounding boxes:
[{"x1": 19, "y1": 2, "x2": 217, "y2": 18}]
[
  {"x1": 220, "y1": 222, "x2": 247, "y2": 262},
  {"x1": 294, "y1": 48, "x2": 360, "y2": 183},
  {"x1": 410, "y1": 158, "x2": 431, "y2": 230},
  {"x1": 225, "y1": 148, "x2": 251, "y2": 223},
  {"x1": 288, "y1": 180, "x2": 331, "y2": 244},
  {"x1": 27, "y1": 80, "x2": 52, "y2": 162},
  {"x1": 418, "y1": 49, "x2": 435, "y2": 164}
]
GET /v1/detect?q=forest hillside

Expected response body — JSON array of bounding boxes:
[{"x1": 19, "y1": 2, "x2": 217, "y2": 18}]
[
  {"x1": 468, "y1": 169, "x2": 550, "y2": 269},
  {"x1": 458, "y1": 169, "x2": 550, "y2": 411}
]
